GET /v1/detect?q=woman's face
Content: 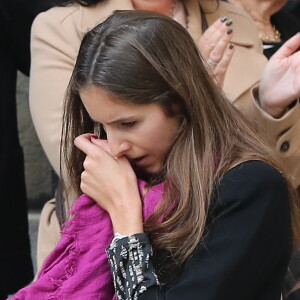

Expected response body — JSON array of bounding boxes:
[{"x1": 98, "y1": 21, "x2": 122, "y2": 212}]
[{"x1": 80, "y1": 85, "x2": 179, "y2": 174}]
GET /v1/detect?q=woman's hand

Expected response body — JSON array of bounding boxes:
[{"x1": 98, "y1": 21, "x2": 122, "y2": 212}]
[
  {"x1": 259, "y1": 33, "x2": 300, "y2": 118},
  {"x1": 74, "y1": 133, "x2": 144, "y2": 235},
  {"x1": 198, "y1": 16, "x2": 235, "y2": 88}
]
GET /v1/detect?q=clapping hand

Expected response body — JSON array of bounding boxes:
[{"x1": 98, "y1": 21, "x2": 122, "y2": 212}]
[
  {"x1": 259, "y1": 33, "x2": 300, "y2": 118},
  {"x1": 198, "y1": 16, "x2": 235, "y2": 88}
]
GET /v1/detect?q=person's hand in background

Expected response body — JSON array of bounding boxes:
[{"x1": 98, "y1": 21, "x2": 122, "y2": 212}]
[
  {"x1": 198, "y1": 16, "x2": 235, "y2": 88},
  {"x1": 259, "y1": 33, "x2": 300, "y2": 118}
]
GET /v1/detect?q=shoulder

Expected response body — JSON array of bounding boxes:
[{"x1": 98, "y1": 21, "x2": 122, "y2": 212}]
[
  {"x1": 31, "y1": 5, "x2": 83, "y2": 56},
  {"x1": 213, "y1": 160, "x2": 289, "y2": 213},
  {"x1": 221, "y1": 160, "x2": 285, "y2": 186},
  {"x1": 32, "y1": 5, "x2": 80, "y2": 31},
  {"x1": 30, "y1": 3, "x2": 109, "y2": 60},
  {"x1": 31, "y1": 0, "x2": 134, "y2": 37},
  {"x1": 31, "y1": 1, "x2": 119, "y2": 47}
]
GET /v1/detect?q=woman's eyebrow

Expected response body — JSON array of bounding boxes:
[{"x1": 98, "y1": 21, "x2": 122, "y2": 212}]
[
  {"x1": 90, "y1": 116, "x2": 134, "y2": 125},
  {"x1": 106, "y1": 117, "x2": 134, "y2": 125}
]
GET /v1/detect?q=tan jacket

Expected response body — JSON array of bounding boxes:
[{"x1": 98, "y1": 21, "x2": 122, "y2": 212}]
[{"x1": 29, "y1": 0, "x2": 300, "y2": 269}]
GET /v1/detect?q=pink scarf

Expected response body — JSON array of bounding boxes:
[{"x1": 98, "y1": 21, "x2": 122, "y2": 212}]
[{"x1": 10, "y1": 180, "x2": 164, "y2": 300}]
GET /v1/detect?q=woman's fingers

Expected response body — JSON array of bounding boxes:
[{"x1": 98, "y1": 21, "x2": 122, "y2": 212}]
[
  {"x1": 74, "y1": 134, "x2": 97, "y2": 154},
  {"x1": 74, "y1": 134, "x2": 110, "y2": 159},
  {"x1": 199, "y1": 17, "x2": 225, "y2": 56},
  {"x1": 90, "y1": 137, "x2": 112, "y2": 155},
  {"x1": 199, "y1": 16, "x2": 233, "y2": 59},
  {"x1": 272, "y1": 32, "x2": 300, "y2": 60},
  {"x1": 208, "y1": 28, "x2": 233, "y2": 66},
  {"x1": 213, "y1": 43, "x2": 235, "y2": 87},
  {"x1": 198, "y1": 16, "x2": 234, "y2": 88}
]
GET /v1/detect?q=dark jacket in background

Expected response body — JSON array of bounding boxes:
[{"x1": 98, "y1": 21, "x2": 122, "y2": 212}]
[
  {"x1": 0, "y1": 0, "x2": 53, "y2": 297},
  {"x1": 264, "y1": 2, "x2": 300, "y2": 58}
]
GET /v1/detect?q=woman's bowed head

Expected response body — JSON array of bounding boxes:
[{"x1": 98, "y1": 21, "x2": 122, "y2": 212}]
[{"x1": 62, "y1": 10, "x2": 300, "y2": 267}]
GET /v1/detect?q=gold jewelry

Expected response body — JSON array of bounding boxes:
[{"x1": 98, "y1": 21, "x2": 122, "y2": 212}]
[{"x1": 259, "y1": 25, "x2": 281, "y2": 43}]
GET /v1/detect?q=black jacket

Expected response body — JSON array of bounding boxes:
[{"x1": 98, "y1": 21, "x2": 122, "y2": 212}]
[{"x1": 141, "y1": 161, "x2": 292, "y2": 299}]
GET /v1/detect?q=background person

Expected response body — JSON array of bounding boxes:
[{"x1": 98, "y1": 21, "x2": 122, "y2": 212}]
[{"x1": 226, "y1": 0, "x2": 300, "y2": 58}]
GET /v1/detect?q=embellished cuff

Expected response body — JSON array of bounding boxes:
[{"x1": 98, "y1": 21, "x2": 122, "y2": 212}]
[{"x1": 106, "y1": 233, "x2": 159, "y2": 299}]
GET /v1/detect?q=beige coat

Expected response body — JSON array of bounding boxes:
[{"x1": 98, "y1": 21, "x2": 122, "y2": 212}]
[{"x1": 29, "y1": 0, "x2": 300, "y2": 269}]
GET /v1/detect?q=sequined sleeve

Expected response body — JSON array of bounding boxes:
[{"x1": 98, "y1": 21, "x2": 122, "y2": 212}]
[{"x1": 106, "y1": 233, "x2": 159, "y2": 300}]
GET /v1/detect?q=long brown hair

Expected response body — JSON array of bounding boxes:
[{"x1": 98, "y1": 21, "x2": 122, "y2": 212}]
[{"x1": 62, "y1": 10, "x2": 300, "y2": 268}]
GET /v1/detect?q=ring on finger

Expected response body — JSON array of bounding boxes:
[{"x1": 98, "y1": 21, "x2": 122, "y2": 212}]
[{"x1": 207, "y1": 58, "x2": 219, "y2": 66}]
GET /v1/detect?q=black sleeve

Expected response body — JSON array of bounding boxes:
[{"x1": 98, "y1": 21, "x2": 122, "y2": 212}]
[
  {"x1": 106, "y1": 233, "x2": 159, "y2": 299},
  {"x1": 110, "y1": 161, "x2": 292, "y2": 300}
]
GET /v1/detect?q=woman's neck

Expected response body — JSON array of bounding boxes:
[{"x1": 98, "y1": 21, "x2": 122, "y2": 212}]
[
  {"x1": 131, "y1": 0, "x2": 175, "y2": 16},
  {"x1": 228, "y1": 0, "x2": 286, "y2": 38}
]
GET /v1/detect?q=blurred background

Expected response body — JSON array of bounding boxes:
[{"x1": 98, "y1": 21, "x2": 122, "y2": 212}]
[{"x1": 17, "y1": 71, "x2": 54, "y2": 272}]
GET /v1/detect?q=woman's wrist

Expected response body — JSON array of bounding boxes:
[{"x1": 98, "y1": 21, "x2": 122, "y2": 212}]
[
  {"x1": 110, "y1": 204, "x2": 144, "y2": 236},
  {"x1": 258, "y1": 87, "x2": 288, "y2": 118},
  {"x1": 260, "y1": 101, "x2": 286, "y2": 118},
  {"x1": 257, "y1": 84, "x2": 299, "y2": 118}
]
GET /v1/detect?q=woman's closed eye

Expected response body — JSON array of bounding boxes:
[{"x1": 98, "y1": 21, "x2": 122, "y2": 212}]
[{"x1": 121, "y1": 121, "x2": 137, "y2": 128}]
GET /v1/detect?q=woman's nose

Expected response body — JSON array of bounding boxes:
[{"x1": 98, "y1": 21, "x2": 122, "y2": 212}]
[{"x1": 108, "y1": 137, "x2": 131, "y2": 158}]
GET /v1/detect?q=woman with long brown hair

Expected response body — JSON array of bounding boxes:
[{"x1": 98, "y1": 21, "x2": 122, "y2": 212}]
[
  {"x1": 9, "y1": 8, "x2": 299, "y2": 300},
  {"x1": 29, "y1": 0, "x2": 300, "y2": 277},
  {"x1": 61, "y1": 10, "x2": 298, "y2": 299}
]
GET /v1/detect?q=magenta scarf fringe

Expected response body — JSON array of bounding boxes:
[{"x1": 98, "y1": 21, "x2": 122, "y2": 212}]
[{"x1": 9, "y1": 180, "x2": 164, "y2": 300}]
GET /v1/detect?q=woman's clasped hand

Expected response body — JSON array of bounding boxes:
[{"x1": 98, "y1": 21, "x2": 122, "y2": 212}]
[{"x1": 74, "y1": 133, "x2": 144, "y2": 235}]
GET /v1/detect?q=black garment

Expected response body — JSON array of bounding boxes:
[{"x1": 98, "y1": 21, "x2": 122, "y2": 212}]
[
  {"x1": 284, "y1": 1, "x2": 300, "y2": 20},
  {"x1": 108, "y1": 161, "x2": 292, "y2": 300},
  {"x1": 0, "y1": 0, "x2": 53, "y2": 298},
  {"x1": 263, "y1": 4, "x2": 300, "y2": 59},
  {"x1": 284, "y1": 248, "x2": 300, "y2": 300},
  {"x1": 258, "y1": 5, "x2": 300, "y2": 298},
  {"x1": 269, "y1": 4, "x2": 300, "y2": 300}
]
